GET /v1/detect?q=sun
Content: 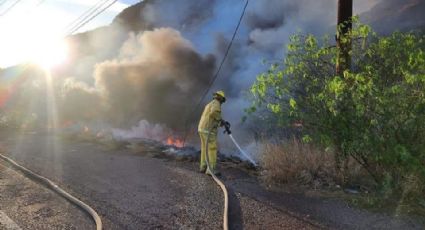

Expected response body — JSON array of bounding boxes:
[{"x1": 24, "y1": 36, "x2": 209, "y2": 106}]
[{"x1": 27, "y1": 38, "x2": 69, "y2": 69}]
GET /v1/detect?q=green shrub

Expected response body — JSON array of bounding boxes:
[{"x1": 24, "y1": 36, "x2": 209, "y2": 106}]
[{"x1": 248, "y1": 20, "x2": 425, "y2": 194}]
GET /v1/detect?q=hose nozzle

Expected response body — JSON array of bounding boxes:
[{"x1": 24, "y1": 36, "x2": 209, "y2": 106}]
[{"x1": 222, "y1": 120, "x2": 231, "y2": 135}]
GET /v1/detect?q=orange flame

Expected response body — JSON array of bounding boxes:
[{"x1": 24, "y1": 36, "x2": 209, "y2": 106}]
[
  {"x1": 166, "y1": 137, "x2": 184, "y2": 148},
  {"x1": 61, "y1": 120, "x2": 73, "y2": 128}
]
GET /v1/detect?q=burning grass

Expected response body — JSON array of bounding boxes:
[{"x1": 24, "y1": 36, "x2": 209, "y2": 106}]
[{"x1": 166, "y1": 136, "x2": 184, "y2": 148}]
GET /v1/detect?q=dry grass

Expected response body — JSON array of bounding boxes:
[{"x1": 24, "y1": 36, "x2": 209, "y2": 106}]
[
  {"x1": 61, "y1": 130, "x2": 127, "y2": 150},
  {"x1": 395, "y1": 173, "x2": 425, "y2": 216},
  {"x1": 260, "y1": 139, "x2": 425, "y2": 218},
  {"x1": 260, "y1": 139, "x2": 366, "y2": 188}
]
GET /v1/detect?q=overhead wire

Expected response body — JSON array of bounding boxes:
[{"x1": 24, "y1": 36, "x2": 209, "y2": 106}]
[
  {"x1": 0, "y1": 1, "x2": 121, "y2": 229},
  {"x1": 182, "y1": 0, "x2": 249, "y2": 145},
  {"x1": 182, "y1": 1, "x2": 249, "y2": 229},
  {"x1": 34, "y1": 0, "x2": 47, "y2": 8},
  {"x1": 2, "y1": 0, "x2": 248, "y2": 229},
  {"x1": 0, "y1": 0, "x2": 22, "y2": 16},
  {"x1": 67, "y1": 0, "x2": 118, "y2": 35},
  {"x1": 64, "y1": 0, "x2": 110, "y2": 35},
  {"x1": 0, "y1": 0, "x2": 8, "y2": 8},
  {"x1": 0, "y1": 0, "x2": 46, "y2": 15}
]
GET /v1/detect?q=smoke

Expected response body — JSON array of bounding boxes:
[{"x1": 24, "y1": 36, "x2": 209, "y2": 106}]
[
  {"x1": 245, "y1": 0, "x2": 335, "y2": 53},
  {"x1": 1, "y1": 0, "x2": 422, "y2": 150},
  {"x1": 360, "y1": 0, "x2": 425, "y2": 34},
  {"x1": 139, "y1": 0, "x2": 215, "y2": 31},
  {"x1": 93, "y1": 28, "x2": 215, "y2": 129},
  {"x1": 59, "y1": 78, "x2": 102, "y2": 122},
  {"x1": 64, "y1": 27, "x2": 123, "y2": 83},
  {"x1": 112, "y1": 120, "x2": 171, "y2": 141}
]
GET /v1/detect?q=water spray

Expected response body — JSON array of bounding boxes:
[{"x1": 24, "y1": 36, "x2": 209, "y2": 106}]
[{"x1": 222, "y1": 121, "x2": 257, "y2": 167}]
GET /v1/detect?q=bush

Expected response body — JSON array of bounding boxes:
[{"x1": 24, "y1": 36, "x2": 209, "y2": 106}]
[
  {"x1": 261, "y1": 139, "x2": 337, "y2": 186},
  {"x1": 248, "y1": 19, "x2": 425, "y2": 196},
  {"x1": 260, "y1": 139, "x2": 367, "y2": 189}
]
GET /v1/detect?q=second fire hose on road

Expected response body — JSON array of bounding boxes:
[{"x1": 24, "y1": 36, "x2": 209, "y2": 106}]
[{"x1": 0, "y1": 153, "x2": 102, "y2": 230}]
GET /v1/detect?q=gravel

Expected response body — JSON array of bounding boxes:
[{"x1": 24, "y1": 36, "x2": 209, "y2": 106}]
[{"x1": 0, "y1": 161, "x2": 93, "y2": 229}]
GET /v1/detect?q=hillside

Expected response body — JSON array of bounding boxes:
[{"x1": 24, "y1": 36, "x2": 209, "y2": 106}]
[{"x1": 361, "y1": 0, "x2": 425, "y2": 33}]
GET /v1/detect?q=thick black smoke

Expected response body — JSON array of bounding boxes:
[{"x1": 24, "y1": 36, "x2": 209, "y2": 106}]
[{"x1": 93, "y1": 28, "x2": 215, "y2": 130}]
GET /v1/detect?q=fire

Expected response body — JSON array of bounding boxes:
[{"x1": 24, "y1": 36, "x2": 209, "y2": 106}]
[
  {"x1": 166, "y1": 137, "x2": 184, "y2": 148},
  {"x1": 61, "y1": 120, "x2": 73, "y2": 128}
]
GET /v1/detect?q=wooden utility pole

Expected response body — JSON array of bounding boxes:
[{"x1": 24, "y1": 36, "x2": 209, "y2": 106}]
[
  {"x1": 335, "y1": 0, "x2": 353, "y2": 184},
  {"x1": 336, "y1": 0, "x2": 353, "y2": 75}
]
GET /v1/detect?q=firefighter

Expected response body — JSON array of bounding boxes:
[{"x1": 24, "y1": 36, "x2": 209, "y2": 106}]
[{"x1": 198, "y1": 90, "x2": 227, "y2": 176}]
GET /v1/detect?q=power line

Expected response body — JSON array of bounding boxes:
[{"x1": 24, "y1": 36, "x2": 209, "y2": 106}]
[
  {"x1": 65, "y1": 0, "x2": 107, "y2": 32},
  {"x1": 0, "y1": 0, "x2": 118, "y2": 74},
  {"x1": 0, "y1": 0, "x2": 22, "y2": 17},
  {"x1": 0, "y1": 0, "x2": 8, "y2": 8},
  {"x1": 5, "y1": 0, "x2": 117, "y2": 69},
  {"x1": 34, "y1": 0, "x2": 47, "y2": 8},
  {"x1": 182, "y1": 0, "x2": 249, "y2": 145},
  {"x1": 67, "y1": 0, "x2": 118, "y2": 35},
  {"x1": 64, "y1": 0, "x2": 110, "y2": 35},
  {"x1": 0, "y1": 0, "x2": 44, "y2": 17}
]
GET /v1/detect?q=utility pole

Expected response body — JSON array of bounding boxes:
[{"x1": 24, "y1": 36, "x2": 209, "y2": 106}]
[
  {"x1": 336, "y1": 0, "x2": 353, "y2": 75},
  {"x1": 335, "y1": 0, "x2": 353, "y2": 184}
]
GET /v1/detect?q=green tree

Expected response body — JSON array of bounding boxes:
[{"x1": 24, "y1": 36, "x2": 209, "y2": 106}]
[{"x1": 248, "y1": 20, "x2": 425, "y2": 189}]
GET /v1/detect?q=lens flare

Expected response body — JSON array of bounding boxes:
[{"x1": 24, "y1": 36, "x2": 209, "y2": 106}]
[{"x1": 28, "y1": 39, "x2": 68, "y2": 69}]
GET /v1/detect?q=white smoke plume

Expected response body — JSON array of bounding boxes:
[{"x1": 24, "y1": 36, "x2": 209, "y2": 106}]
[{"x1": 112, "y1": 120, "x2": 170, "y2": 141}]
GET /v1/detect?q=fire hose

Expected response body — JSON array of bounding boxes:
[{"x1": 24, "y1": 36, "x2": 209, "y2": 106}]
[
  {"x1": 205, "y1": 130, "x2": 229, "y2": 230},
  {"x1": 0, "y1": 153, "x2": 102, "y2": 230},
  {"x1": 203, "y1": 122, "x2": 259, "y2": 229}
]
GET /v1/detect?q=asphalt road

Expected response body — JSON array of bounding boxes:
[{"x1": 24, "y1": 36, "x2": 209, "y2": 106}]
[
  {"x1": 0, "y1": 131, "x2": 423, "y2": 230},
  {"x1": 0, "y1": 161, "x2": 93, "y2": 229},
  {"x1": 0, "y1": 131, "x2": 318, "y2": 230}
]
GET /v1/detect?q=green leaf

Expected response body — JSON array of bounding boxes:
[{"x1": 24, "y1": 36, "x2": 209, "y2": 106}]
[
  {"x1": 289, "y1": 98, "x2": 297, "y2": 109},
  {"x1": 302, "y1": 135, "x2": 312, "y2": 143}
]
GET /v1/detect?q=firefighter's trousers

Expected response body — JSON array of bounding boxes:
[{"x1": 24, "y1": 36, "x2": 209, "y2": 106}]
[{"x1": 199, "y1": 131, "x2": 217, "y2": 171}]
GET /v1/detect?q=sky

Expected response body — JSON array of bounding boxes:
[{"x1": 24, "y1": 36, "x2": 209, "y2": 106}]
[{"x1": 0, "y1": 0, "x2": 140, "y2": 68}]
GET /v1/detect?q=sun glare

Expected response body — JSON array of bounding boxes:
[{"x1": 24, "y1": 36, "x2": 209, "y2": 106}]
[
  {"x1": 0, "y1": 1, "x2": 75, "y2": 69},
  {"x1": 28, "y1": 39, "x2": 69, "y2": 69}
]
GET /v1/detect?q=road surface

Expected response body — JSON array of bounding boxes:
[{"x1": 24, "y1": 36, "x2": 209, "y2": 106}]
[
  {"x1": 0, "y1": 131, "x2": 423, "y2": 229},
  {"x1": 0, "y1": 131, "x2": 319, "y2": 229}
]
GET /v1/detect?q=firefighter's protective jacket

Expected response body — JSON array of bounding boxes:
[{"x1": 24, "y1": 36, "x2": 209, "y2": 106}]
[{"x1": 198, "y1": 99, "x2": 222, "y2": 134}]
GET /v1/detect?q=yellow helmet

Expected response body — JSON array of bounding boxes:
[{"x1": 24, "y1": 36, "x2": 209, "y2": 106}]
[{"x1": 214, "y1": 90, "x2": 226, "y2": 99}]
